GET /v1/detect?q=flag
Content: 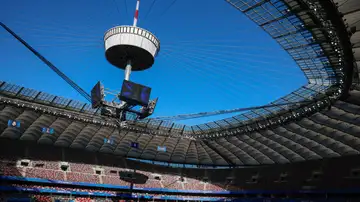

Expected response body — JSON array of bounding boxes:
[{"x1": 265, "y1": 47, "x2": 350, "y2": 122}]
[
  {"x1": 157, "y1": 146, "x2": 166, "y2": 152},
  {"x1": 104, "y1": 138, "x2": 114, "y2": 145},
  {"x1": 8, "y1": 120, "x2": 20, "y2": 128},
  {"x1": 42, "y1": 127, "x2": 54, "y2": 134},
  {"x1": 131, "y1": 142, "x2": 139, "y2": 148}
]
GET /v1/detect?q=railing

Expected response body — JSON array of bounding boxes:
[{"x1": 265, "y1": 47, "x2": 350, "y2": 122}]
[{"x1": 104, "y1": 25, "x2": 161, "y2": 50}]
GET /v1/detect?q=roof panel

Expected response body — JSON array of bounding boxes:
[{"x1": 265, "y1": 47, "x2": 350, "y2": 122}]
[
  {"x1": 18, "y1": 88, "x2": 40, "y2": 100},
  {"x1": 227, "y1": 0, "x2": 265, "y2": 12},
  {"x1": 36, "y1": 92, "x2": 56, "y2": 104}
]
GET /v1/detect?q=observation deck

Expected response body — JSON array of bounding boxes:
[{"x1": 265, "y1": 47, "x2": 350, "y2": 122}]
[{"x1": 104, "y1": 26, "x2": 161, "y2": 71}]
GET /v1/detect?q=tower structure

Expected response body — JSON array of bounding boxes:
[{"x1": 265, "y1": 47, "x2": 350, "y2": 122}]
[
  {"x1": 95, "y1": 0, "x2": 160, "y2": 121},
  {"x1": 104, "y1": 0, "x2": 161, "y2": 81}
]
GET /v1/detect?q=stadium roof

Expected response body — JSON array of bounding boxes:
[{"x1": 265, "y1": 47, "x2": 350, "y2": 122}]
[
  {"x1": 1, "y1": 84, "x2": 360, "y2": 166},
  {"x1": 334, "y1": 0, "x2": 360, "y2": 82},
  {"x1": 0, "y1": 0, "x2": 359, "y2": 166},
  {"x1": 151, "y1": 0, "x2": 360, "y2": 135},
  {"x1": 1, "y1": 0, "x2": 354, "y2": 137}
]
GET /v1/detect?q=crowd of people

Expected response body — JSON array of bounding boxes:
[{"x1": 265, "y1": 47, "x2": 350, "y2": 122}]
[
  {"x1": 1, "y1": 183, "x2": 227, "y2": 202},
  {"x1": 0, "y1": 159, "x2": 225, "y2": 192},
  {"x1": 13, "y1": 195, "x2": 124, "y2": 202}
]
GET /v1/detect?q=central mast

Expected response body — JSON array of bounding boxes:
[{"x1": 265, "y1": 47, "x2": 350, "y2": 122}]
[
  {"x1": 95, "y1": 0, "x2": 160, "y2": 120},
  {"x1": 125, "y1": 0, "x2": 141, "y2": 81}
]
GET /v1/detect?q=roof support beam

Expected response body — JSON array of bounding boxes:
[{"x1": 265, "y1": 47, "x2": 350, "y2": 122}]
[
  {"x1": 65, "y1": 100, "x2": 72, "y2": 108},
  {"x1": 232, "y1": 116, "x2": 244, "y2": 126},
  {"x1": 260, "y1": 13, "x2": 293, "y2": 27},
  {"x1": 222, "y1": 119, "x2": 233, "y2": 127},
  {"x1": 32, "y1": 91, "x2": 42, "y2": 101},
  {"x1": 94, "y1": 107, "x2": 101, "y2": 115},
  {"x1": 180, "y1": 125, "x2": 186, "y2": 135},
  {"x1": 168, "y1": 123, "x2": 175, "y2": 132},
  {"x1": 284, "y1": 41, "x2": 322, "y2": 51},
  {"x1": 212, "y1": 122, "x2": 224, "y2": 129},
  {"x1": 273, "y1": 28, "x2": 307, "y2": 39},
  {"x1": 79, "y1": 103, "x2": 87, "y2": 112},
  {"x1": 294, "y1": 55, "x2": 327, "y2": 61},
  {"x1": 145, "y1": 119, "x2": 152, "y2": 128},
  {"x1": 292, "y1": 91, "x2": 311, "y2": 101},
  {"x1": 243, "y1": 0, "x2": 270, "y2": 13},
  {"x1": 49, "y1": 96, "x2": 57, "y2": 105},
  {"x1": 303, "y1": 85, "x2": 324, "y2": 94},
  {"x1": 15, "y1": 87, "x2": 24, "y2": 97},
  {"x1": 342, "y1": 8, "x2": 360, "y2": 16},
  {"x1": 196, "y1": 125, "x2": 204, "y2": 133},
  {"x1": 156, "y1": 120, "x2": 163, "y2": 130}
]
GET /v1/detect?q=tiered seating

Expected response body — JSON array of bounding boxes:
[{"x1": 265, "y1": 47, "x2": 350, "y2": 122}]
[
  {"x1": 89, "y1": 199, "x2": 112, "y2": 202},
  {"x1": 152, "y1": 193, "x2": 226, "y2": 199},
  {"x1": 51, "y1": 196, "x2": 96, "y2": 202},
  {"x1": 133, "y1": 171, "x2": 163, "y2": 188},
  {"x1": 0, "y1": 161, "x2": 23, "y2": 176},
  {"x1": 161, "y1": 174, "x2": 184, "y2": 190},
  {"x1": 75, "y1": 197, "x2": 93, "y2": 202},
  {"x1": 184, "y1": 178, "x2": 205, "y2": 190},
  {"x1": 135, "y1": 179, "x2": 162, "y2": 188},
  {"x1": 70, "y1": 162, "x2": 94, "y2": 174},
  {"x1": 33, "y1": 195, "x2": 52, "y2": 202},
  {"x1": 26, "y1": 168, "x2": 65, "y2": 181},
  {"x1": 32, "y1": 160, "x2": 59, "y2": 170},
  {"x1": 67, "y1": 172, "x2": 100, "y2": 183},
  {"x1": 12, "y1": 184, "x2": 117, "y2": 194},
  {"x1": 0, "y1": 158, "x2": 224, "y2": 191},
  {"x1": 206, "y1": 183, "x2": 225, "y2": 191},
  {"x1": 3, "y1": 195, "x2": 113, "y2": 202},
  {"x1": 103, "y1": 166, "x2": 121, "y2": 176},
  {"x1": 136, "y1": 170, "x2": 153, "y2": 176},
  {"x1": 3, "y1": 184, "x2": 226, "y2": 201},
  {"x1": 102, "y1": 175, "x2": 129, "y2": 186}
]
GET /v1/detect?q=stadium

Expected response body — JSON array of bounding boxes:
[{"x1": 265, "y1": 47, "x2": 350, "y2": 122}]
[{"x1": 0, "y1": 0, "x2": 360, "y2": 201}]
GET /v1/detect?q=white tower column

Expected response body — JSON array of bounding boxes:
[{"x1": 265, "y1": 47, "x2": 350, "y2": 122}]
[{"x1": 125, "y1": 60, "x2": 132, "y2": 81}]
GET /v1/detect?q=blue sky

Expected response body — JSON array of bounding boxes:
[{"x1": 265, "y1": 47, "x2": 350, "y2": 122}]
[{"x1": 0, "y1": 0, "x2": 306, "y2": 125}]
